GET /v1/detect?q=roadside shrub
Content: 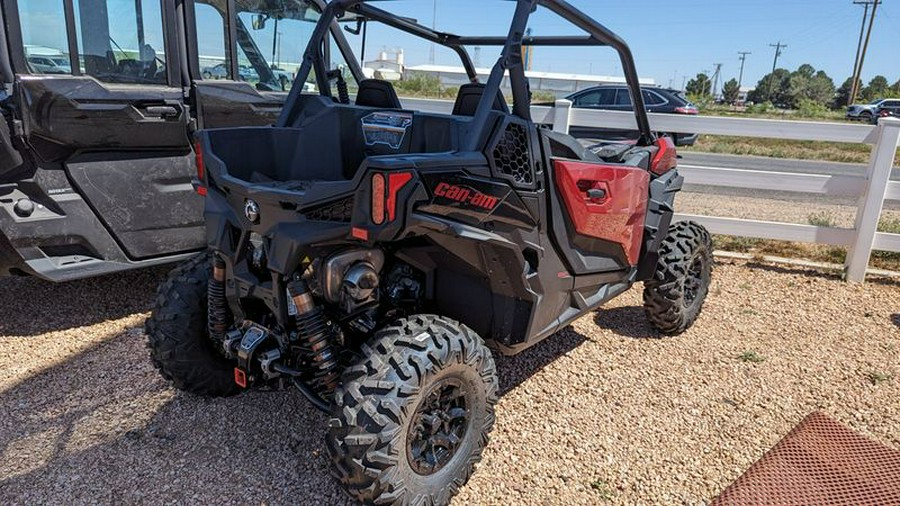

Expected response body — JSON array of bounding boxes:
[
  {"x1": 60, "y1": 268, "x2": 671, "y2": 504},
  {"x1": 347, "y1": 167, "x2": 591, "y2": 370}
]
[
  {"x1": 531, "y1": 90, "x2": 557, "y2": 103},
  {"x1": 395, "y1": 73, "x2": 442, "y2": 96},
  {"x1": 746, "y1": 101, "x2": 774, "y2": 114},
  {"x1": 796, "y1": 98, "x2": 832, "y2": 119}
]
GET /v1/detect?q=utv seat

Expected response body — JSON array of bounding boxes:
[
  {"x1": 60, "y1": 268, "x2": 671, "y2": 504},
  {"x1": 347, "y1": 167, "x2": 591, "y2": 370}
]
[
  {"x1": 542, "y1": 129, "x2": 601, "y2": 163},
  {"x1": 356, "y1": 79, "x2": 402, "y2": 109},
  {"x1": 452, "y1": 83, "x2": 510, "y2": 116}
]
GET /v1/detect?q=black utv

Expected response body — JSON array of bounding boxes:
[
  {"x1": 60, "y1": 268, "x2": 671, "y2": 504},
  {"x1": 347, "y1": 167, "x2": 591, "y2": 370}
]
[
  {"x1": 146, "y1": 1, "x2": 714, "y2": 504},
  {"x1": 0, "y1": 0, "x2": 360, "y2": 281}
]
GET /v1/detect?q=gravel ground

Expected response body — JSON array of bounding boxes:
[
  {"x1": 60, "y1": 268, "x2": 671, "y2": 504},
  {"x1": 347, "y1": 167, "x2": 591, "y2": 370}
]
[
  {"x1": 678, "y1": 191, "x2": 900, "y2": 229},
  {"x1": 1, "y1": 260, "x2": 898, "y2": 505}
]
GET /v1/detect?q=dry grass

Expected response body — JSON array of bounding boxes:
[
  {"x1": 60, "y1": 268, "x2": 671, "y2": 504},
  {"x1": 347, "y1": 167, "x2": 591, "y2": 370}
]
[{"x1": 683, "y1": 135, "x2": 900, "y2": 166}]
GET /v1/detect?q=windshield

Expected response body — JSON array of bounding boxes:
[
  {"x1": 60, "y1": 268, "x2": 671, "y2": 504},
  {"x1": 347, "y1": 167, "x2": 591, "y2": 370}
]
[{"x1": 869, "y1": 99, "x2": 884, "y2": 105}]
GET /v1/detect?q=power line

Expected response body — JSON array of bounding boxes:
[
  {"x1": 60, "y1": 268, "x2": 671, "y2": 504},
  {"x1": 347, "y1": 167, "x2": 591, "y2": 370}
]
[
  {"x1": 737, "y1": 51, "x2": 751, "y2": 89},
  {"x1": 850, "y1": 0, "x2": 880, "y2": 104}
]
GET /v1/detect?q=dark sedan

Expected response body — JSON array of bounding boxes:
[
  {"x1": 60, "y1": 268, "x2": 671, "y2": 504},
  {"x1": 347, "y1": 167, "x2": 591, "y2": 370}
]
[{"x1": 565, "y1": 85, "x2": 699, "y2": 146}]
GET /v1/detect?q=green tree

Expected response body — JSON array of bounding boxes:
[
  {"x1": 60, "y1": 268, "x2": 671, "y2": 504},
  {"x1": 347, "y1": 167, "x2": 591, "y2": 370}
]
[
  {"x1": 861, "y1": 75, "x2": 890, "y2": 101},
  {"x1": 891, "y1": 79, "x2": 900, "y2": 97},
  {"x1": 787, "y1": 64, "x2": 834, "y2": 108},
  {"x1": 685, "y1": 73, "x2": 712, "y2": 97},
  {"x1": 722, "y1": 78, "x2": 740, "y2": 105},
  {"x1": 748, "y1": 68, "x2": 791, "y2": 106},
  {"x1": 834, "y1": 76, "x2": 861, "y2": 108}
]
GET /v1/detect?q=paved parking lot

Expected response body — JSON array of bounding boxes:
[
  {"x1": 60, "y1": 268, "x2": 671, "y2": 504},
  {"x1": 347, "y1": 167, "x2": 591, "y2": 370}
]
[{"x1": 0, "y1": 260, "x2": 898, "y2": 505}]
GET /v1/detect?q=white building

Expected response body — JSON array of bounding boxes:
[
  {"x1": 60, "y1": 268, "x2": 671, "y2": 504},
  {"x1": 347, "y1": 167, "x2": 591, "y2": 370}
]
[{"x1": 404, "y1": 64, "x2": 656, "y2": 97}]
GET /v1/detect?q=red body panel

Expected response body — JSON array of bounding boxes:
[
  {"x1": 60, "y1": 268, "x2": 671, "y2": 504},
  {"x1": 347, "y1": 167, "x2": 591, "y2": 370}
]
[{"x1": 553, "y1": 159, "x2": 650, "y2": 266}]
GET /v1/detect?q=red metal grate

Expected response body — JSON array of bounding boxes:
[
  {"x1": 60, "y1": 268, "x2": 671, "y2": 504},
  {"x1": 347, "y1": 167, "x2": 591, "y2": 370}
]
[{"x1": 712, "y1": 411, "x2": 900, "y2": 506}]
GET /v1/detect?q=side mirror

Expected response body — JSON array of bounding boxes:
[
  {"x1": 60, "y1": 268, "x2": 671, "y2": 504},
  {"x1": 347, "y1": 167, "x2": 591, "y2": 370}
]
[{"x1": 252, "y1": 14, "x2": 267, "y2": 30}]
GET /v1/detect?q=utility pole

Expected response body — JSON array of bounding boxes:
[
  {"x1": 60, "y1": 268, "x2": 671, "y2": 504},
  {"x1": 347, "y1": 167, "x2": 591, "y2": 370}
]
[
  {"x1": 428, "y1": 0, "x2": 437, "y2": 64},
  {"x1": 850, "y1": 0, "x2": 880, "y2": 104},
  {"x1": 767, "y1": 42, "x2": 787, "y2": 101},
  {"x1": 682, "y1": 76, "x2": 688, "y2": 92},
  {"x1": 711, "y1": 63, "x2": 723, "y2": 98},
  {"x1": 737, "y1": 51, "x2": 751, "y2": 88}
]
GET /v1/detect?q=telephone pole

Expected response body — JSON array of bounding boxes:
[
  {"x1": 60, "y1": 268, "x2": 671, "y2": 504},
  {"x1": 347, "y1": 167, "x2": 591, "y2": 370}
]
[
  {"x1": 711, "y1": 63, "x2": 723, "y2": 98},
  {"x1": 767, "y1": 42, "x2": 787, "y2": 100},
  {"x1": 737, "y1": 51, "x2": 751, "y2": 88},
  {"x1": 428, "y1": 0, "x2": 437, "y2": 64},
  {"x1": 850, "y1": 0, "x2": 880, "y2": 104}
]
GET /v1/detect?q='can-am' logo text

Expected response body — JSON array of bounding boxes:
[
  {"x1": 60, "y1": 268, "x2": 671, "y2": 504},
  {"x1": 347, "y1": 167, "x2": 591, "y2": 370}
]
[{"x1": 434, "y1": 182, "x2": 499, "y2": 211}]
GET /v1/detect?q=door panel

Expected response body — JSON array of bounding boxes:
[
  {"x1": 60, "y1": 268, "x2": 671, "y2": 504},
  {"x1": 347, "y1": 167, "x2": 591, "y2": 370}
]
[
  {"x1": 67, "y1": 152, "x2": 204, "y2": 258},
  {"x1": 13, "y1": 0, "x2": 204, "y2": 260},
  {"x1": 553, "y1": 159, "x2": 649, "y2": 266},
  {"x1": 18, "y1": 78, "x2": 187, "y2": 150}
]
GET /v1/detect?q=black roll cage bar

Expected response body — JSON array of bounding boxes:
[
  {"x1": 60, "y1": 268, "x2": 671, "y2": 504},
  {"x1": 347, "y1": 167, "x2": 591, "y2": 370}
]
[{"x1": 278, "y1": 0, "x2": 654, "y2": 148}]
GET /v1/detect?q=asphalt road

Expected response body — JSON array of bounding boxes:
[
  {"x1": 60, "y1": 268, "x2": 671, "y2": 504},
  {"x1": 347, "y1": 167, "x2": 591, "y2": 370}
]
[
  {"x1": 680, "y1": 151, "x2": 900, "y2": 181},
  {"x1": 679, "y1": 151, "x2": 900, "y2": 208}
]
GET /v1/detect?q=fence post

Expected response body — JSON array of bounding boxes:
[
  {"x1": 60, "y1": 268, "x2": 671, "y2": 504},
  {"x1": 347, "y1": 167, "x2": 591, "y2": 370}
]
[
  {"x1": 845, "y1": 117, "x2": 900, "y2": 282},
  {"x1": 552, "y1": 99, "x2": 572, "y2": 134}
]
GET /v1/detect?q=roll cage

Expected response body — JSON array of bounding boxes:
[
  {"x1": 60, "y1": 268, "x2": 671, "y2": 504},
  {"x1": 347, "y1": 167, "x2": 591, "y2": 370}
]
[{"x1": 279, "y1": 0, "x2": 655, "y2": 148}]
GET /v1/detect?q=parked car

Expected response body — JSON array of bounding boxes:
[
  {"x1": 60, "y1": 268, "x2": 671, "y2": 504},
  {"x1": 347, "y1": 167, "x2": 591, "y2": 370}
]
[
  {"x1": 847, "y1": 98, "x2": 900, "y2": 123},
  {"x1": 25, "y1": 55, "x2": 72, "y2": 74},
  {"x1": 201, "y1": 63, "x2": 259, "y2": 82},
  {"x1": 0, "y1": 0, "x2": 360, "y2": 282},
  {"x1": 565, "y1": 84, "x2": 700, "y2": 146}
]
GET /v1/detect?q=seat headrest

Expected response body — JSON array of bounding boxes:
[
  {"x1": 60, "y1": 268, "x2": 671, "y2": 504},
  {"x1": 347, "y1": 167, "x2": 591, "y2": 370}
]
[
  {"x1": 452, "y1": 83, "x2": 510, "y2": 116},
  {"x1": 356, "y1": 79, "x2": 402, "y2": 109}
]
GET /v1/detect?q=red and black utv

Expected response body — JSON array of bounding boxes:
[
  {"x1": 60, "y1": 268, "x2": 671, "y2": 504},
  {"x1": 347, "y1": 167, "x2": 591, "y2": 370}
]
[{"x1": 147, "y1": 1, "x2": 713, "y2": 504}]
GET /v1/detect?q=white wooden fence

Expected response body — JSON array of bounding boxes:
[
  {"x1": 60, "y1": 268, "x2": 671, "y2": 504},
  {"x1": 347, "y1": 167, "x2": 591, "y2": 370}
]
[
  {"x1": 538, "y1": 100, "x2": 900, "y2": 282},
  {"x1": 401, "y1": 97, "x2": 900, "y2": 282}
]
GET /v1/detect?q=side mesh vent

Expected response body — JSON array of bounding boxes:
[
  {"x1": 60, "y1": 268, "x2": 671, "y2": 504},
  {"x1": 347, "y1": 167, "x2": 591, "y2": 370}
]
[
  {"x1": 490, "y1": 120, "x2": 534, "y2": 187},
  {"x1": 305, "y1": 197, "x2": 355, "y2": 223}
]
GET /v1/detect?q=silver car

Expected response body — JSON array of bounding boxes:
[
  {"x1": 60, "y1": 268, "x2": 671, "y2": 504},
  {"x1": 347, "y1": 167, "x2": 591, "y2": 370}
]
[
  {"x1": 26, "y1": 55, "x2": 71, "y2": 74},
  {"x1": 847, "y1": 98, "x2": 900, "y2": 123}
]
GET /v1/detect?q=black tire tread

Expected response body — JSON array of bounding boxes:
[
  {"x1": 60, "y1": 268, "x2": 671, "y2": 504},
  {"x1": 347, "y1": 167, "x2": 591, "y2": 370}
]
[
  {"x1": 145, "y1": 252, "x2": 239, "y2": 397},
  {"x1": 643, "y1": 221, "x2": 713, "y2": 335},
  {"x1": 327, "y1": 315, "x2": 499, "y2": 506}
]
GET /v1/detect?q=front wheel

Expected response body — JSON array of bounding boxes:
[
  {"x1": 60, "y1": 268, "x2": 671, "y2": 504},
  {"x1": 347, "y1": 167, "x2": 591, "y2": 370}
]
[
  {"x1": 643, "y1": 221, "x2": 713, "y2": 335},
  {"x1": 327, "y1": 315, "x2": 499, "y2": 506}
]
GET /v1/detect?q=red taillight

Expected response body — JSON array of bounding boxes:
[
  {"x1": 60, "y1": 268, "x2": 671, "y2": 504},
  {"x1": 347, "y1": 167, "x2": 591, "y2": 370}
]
[
  {"x1": 386, "y1": 172, "x2": 414, "y2": 222},
  {"x1": 371, "y1": 173, "x2": 386, "y2": 225},
  {"x1": 674, "y1": 106, "x2": 698, "y2": 115},
  {"x1": 369, "y1": 171, "x2": 413, "y2": 225},
  {"x1": 194, "y1": 140, "x2": 206, "y2": 196},
  {"x1": 650, "y1": 136, "x2": 677, "y2": 176}
]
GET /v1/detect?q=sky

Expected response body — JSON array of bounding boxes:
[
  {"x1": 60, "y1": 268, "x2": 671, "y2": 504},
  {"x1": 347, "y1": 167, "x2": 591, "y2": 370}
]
[
  {"x1": 349, "y1": 0, "x2": 900, "y2": 90},
  {"x1": 16, "y1": 0, "x2": 900, "y2": 91}
]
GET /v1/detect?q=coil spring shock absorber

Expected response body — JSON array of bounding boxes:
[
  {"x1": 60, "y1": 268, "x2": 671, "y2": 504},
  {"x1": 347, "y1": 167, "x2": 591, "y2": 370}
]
[
  {"x1": 288, "y1": 280, "x2": 340, "y2": 393},
  {"x1": 208, "y1": 255, "x2": 229, "y2": 342}
]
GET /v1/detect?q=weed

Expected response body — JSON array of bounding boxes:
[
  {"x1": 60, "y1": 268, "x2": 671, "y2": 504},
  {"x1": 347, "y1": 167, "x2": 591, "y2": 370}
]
[
  {"x1": 866, "y1": 371, "x2": 893, "y2": 385},
  {"x1": 878, "y1": 216, "x2": 900, "y2": 234},
  {"x1": 807, "y1": 211, "x2": 837, "y2": 228},
  {"x1": 590, "y1": 480, "x2": 616, "y2": 501},
  {"x1": 738, "y1": 351, "x2": 766, "y2": 363}
]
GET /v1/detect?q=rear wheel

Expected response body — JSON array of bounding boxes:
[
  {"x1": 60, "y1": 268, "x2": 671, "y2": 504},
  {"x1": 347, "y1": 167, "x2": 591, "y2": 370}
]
[
  {"x1": 145, "y1": 253, "x2": 239, "y2": 397},
  {"x1": 643, "y1": 221, "x2": 713, "y2": 335},
  {"x1": 327, "y1": 315, "x2": 499, "y2": 506}
]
